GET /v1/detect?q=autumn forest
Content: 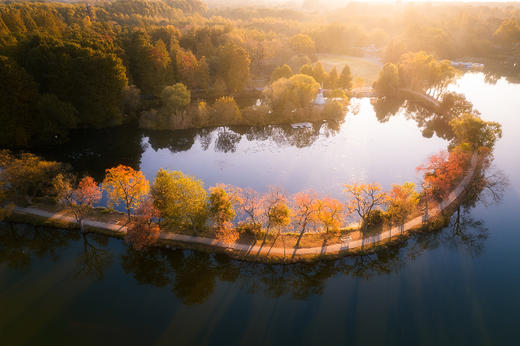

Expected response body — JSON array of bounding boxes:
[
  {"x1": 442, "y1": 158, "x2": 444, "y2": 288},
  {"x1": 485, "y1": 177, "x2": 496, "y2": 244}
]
[{"x1": 0, "y1": 1, "x2": 519, "y2": 344}]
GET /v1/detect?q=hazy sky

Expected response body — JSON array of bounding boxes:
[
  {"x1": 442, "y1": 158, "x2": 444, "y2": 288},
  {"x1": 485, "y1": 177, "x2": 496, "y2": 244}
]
[
  {"x1": 306, "y1": 0, "x2": 518, "y2": 3},
  {"x1": 323, "y1": 0, "x2": 517, "y2": 2}
]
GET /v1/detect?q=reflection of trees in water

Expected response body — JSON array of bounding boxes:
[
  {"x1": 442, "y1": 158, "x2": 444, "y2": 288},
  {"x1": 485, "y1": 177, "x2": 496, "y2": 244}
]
[
  {"x1": 0, "y1": 223, "x2": 79, "y2": 269},
  {"x1": 482, "y1": 60, "x2": 520, "y2": 85},
  {"x1": 0, "y1": 223, "x2": 112, "y2": 278},
  {"x1": 411, "y1": 162, "x2": 507, "y2": 258},
  {"x1": 373, "y1": 92, "x2": 476, "y2": 141},
  {"x1": 144, "y1": 128, "x2": 198, "y2": 153},
  {"x1": 374, "y1": 96, "x2": 406, "y2": 123},
  {"x1": 446, "y1": 207, "x2": 488, "y2": 256},
  {"x1": 241, "y1": 122, "x2": 341, "y2": 149},
  {"x1": 214, "y1": 128, "x2": 241, "y2": 153},
  {"x1": 143, "y1": 122, "x2": 343, "y2": 154},
  {"x1": 34, "y1": 120, "x2": 344, "y2": 177},
  {"x1": 75, "y1": 233, "x2": 113, "y2": 280},
  {"x1": 0, "y1": 163, "x2": 507, "y2": 304},
  {"x1": 35, "y1": 125, "x2": 145, "y2": 181}
]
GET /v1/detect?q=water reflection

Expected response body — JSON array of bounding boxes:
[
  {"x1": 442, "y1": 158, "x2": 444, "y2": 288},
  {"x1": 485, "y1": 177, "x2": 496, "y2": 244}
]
[
  {"x1": 373, "y1": 91, "x2": 478, "y2": 142},
  {"x1": 34, "y1": 125, "x2": 145, "y2": 181},
  {"x1": 74, "y1": 233, "x2": 113, "y2": 280},
  {"x1": 0, "y1": 223, "x2": 79, "y2": 270},
  {"x1": 0, "y1": 224, "x2": 113, "y2": 279},
  {"x1": 144, "y1": 122, "x2": 342, "y2": 154},
  {"x1": 34, "y1": 121, "x2": 345, "y2": 182},
  {"x1": 482, "y1": 59, "x2": 520, "y2": 85}
]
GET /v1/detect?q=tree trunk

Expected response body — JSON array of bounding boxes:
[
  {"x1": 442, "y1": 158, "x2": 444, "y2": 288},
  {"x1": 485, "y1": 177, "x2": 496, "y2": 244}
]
[{"x1": 79, "y1": 219, "x2": 85, "y2": 234}]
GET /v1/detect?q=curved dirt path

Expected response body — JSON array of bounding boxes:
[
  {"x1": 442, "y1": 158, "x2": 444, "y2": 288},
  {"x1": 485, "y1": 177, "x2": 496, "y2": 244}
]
[{"x1": 11, "y1": 154, "x2": 478, "y2": 260}]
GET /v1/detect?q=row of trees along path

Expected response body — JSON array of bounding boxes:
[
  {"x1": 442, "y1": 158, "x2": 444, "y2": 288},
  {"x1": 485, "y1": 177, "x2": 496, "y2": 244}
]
[{"x1": 13, "y1": 154, "x2": 477, "y2": 261}]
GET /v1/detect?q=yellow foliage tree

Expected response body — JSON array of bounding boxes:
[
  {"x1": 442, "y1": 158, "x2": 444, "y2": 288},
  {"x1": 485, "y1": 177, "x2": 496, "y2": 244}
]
[
  {"x1": 151, "y1": 169, "x2": 207, "y2": 232},
  {"x1": 316, "y1": 197, "x2": 345, "y2": 234}
]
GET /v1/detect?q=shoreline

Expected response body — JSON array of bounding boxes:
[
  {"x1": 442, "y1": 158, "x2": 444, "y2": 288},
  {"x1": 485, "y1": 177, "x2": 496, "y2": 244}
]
[{"x1": 7, "y1": 154, "x2": 479, "y2": 263}]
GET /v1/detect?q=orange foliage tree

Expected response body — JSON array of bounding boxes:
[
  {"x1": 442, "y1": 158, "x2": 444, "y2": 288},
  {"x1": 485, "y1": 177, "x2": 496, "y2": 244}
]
[
  {"x1": 386, "y1": 182, "x2": 420, "y2": 229},
  {"x1": 125, "y1": 198, "x2": 160, "y2": 251},
  {"x1": 103, "y1": 165, "x2": 150, "y2": 221},
  {"x1": 316, "y1": 197, "x2": 345, "y2": 234},
  {"x1": 417, "y1": 148, "x2": 471, "y2": 200},
  {"x1": 53, "y1": 174, "x2": 102, "y2": 233},
  {"x1": 292, "y1": 191, "x2": 319, "y2": 242},
  {"x1": 232, "y1": 186, "x2": 265, "y2": 235},
  {"x1": 343, "y1": 183, "x2": 387, "y2": 233}
]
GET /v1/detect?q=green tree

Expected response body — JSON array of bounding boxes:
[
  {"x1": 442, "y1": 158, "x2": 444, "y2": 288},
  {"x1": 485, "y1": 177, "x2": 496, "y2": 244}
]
[
  {"x1": 161, "y1": 83, "x2": 191, "y2": 112},
  {"x1": 194, "y1": 56, "x2": 210, "y2": 92},
  {"x1": 32, "y1": 94, "x2": 78, "y2": 144},
  {"x1": 312, "y1": 62, "x2": 327, "y2": 85},
  {"x1": 271, "y1": 64, "x2": 293, "y2": 82},
  {"x1": 126, "y1": 31, "x2": 171, "y2": 95},
  {"x1": 151, "y1": 169, "x2": 207, "y2": 232},
  {"x1": 0, "y1": 55, "x2": 38, "y2": 147},
  {"x1": 325, "y1": 66, "x2": 339, "y2": 89},
  {"x1": 299, "y1": 63, "x2": 314, "y2": 76},
  {"x1": 0, "y1": 151, "x2": 64, "y2": 204},
  {"x1": 215, "y1": 42, "x2": 251, "y2": 93},
  {"x1": 373, "y1": 62, "x2": 399, "y2": 96},
  {"x1": 339, "y1": 65, "x2": 353, "y2": 90},
  {"x1": 266, "y1": 74, "x2": 320, "y2": 112},
  {"x1": 20, "y1": 35, "x2": 128, "y2": 128},
  {"x1": 397, "y1": 51, "x2": 458, "y2": 98},
  {"x1": 494, "y1": 18, "x2": 520, "y2": 45},
  {"x1": 212, "y1": 96, "x2": 241, "y2": 125},
  {"x1": 450, "y1": 113, "x2": 502, "y2": 149},
  {"x1": 0, "y1": 56, "x2": 77, "y2": 147},
  {"x1": 289, "y1": 33, "x2": 315, "y2": 56},
  {"x1": 322, "y1": 100, "x2": 346, "y2": 120}
]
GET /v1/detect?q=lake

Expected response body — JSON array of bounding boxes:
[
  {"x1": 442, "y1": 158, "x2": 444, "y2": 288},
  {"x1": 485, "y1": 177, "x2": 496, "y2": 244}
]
[{"x1": 1, "y1": 72, "x2": 519, "y2": 345}]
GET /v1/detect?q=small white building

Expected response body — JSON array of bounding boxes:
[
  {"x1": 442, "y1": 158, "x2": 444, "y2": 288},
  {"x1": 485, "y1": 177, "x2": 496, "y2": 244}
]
[{"x1": 314, "y1": 89, "x2": 326, "y2": 105}]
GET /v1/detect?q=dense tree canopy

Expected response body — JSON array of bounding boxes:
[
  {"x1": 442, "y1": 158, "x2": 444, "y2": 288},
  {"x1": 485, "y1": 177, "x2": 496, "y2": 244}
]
[
  {"x1": 18, "y1": 35, "x2": 128, "y2": 128},
  {"x1": 0, "y1": 0, "x2": 517, "y2": 146},
  {"x1": 266, "y1": 74, "x2": 320, "y2": 112},
  {"x1": 161, "y1": 83, "x2": 191, "y2": 112},
  {"x1": 450, "y1": 113, "x2": 502, "y2": 150},
  {"x1": 373, "y1": 62, "x2": 399, "y2": 96},
  {"x1": 151, "y1": 169, "x2": 207, "y2": 231}
]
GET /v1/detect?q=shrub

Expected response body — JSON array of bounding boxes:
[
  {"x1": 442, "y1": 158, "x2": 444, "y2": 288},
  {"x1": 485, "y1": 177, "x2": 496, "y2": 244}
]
[
  {"x1": 363, "y1": 209, "x2": 385, "y2": 229},
  {"x1": 212, "y1": 96, "x2": 241, "y2": 125},
  {"x1": 322, "y1": 100, "x2": 346, "y2": 120}
]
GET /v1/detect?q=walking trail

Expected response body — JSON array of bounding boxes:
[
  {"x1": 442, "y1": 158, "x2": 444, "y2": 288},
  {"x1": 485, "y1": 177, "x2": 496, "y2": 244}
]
[{"x1": 12, "y1": 154, "x2": 478, "y2": 260}]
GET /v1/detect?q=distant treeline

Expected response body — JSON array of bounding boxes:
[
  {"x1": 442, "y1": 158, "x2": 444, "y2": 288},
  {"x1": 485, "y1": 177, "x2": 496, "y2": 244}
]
[{"x1": 0, "y1": 0, "x2": 518, "y2": 147}]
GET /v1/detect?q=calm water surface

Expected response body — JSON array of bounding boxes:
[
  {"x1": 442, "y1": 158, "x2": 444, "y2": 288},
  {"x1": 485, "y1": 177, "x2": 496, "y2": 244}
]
[
  {"x1": 37, "y1": 98, "x2": 447, "y2": 198},
  {"x1": 1, "y1": 73, "x2": 520, "y2": 345}
]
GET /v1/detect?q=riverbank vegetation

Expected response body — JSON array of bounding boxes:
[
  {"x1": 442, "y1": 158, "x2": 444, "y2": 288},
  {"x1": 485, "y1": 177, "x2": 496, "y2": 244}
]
[{"x1": 1, "y1": 0, "x2": 518, "y2": 147}]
